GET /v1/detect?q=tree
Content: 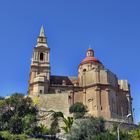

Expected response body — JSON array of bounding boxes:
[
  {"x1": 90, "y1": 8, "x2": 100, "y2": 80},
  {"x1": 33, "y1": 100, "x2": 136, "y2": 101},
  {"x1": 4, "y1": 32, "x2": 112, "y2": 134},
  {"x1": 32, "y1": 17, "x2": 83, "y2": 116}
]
[
  {"x1": 9, "y1": 114, "x2": 23, "y2": 134},
  {"x1": 0, "y1": 97, "x2": 4, "y2": 100},
  {"x1": 131, "y1": 127, "x2": 140, "y2": 140},
  {"x1": 66, "y1": 116, "x2": 112, "y2": 140},
  {"x1": 62, "y1": 117, "x2": 74, "y2": 133},
  {"x1": 90, "y1": 132, "x2": 116, "y2": 140},
  {"x1": 22, "y1": 114, "x2": 37, "y2": 134},
  {"x1": 69, "y1": 102, "x2": 87, "y2": 119},
  {"x1": 0, "y1": 93, "x2": 37, "y2": 134},
  {"x1": 138, "y1": 123, "x2": 140, "y2": 128}
]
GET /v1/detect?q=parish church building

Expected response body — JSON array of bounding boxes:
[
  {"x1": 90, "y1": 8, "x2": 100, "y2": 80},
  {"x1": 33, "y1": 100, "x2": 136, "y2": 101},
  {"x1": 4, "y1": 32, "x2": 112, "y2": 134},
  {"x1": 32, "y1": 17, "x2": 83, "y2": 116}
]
[{"x1": 28, "y1": 26, "x2": 133, "y2": 123}]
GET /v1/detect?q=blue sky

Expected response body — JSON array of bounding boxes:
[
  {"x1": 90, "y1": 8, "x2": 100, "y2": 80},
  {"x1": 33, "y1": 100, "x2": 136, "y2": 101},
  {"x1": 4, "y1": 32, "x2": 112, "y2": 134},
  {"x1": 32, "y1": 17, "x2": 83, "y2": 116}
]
[{"x1": 0, "y1": 0, "x2": 140, "y2": 123}]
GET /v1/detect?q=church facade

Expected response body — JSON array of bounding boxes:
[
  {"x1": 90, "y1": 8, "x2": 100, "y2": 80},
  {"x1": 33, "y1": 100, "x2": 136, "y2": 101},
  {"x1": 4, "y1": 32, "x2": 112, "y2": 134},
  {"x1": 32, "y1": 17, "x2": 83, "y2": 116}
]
[{"x1": 28, "y1": 26, "x2": 133, "y2": 123}]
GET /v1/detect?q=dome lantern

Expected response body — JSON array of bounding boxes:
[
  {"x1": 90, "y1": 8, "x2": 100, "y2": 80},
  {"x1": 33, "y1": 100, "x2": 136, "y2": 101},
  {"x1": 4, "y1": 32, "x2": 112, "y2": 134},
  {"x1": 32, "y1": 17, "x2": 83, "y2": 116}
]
[{"x1": 86, "y1": 47, "x2": 94, "y2": 57}]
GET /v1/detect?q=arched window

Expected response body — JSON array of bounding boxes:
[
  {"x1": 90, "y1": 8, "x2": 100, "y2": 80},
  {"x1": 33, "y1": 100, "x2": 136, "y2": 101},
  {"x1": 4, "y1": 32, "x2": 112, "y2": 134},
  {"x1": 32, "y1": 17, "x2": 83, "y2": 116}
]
[
  {"x1": 83, "y1": 69, "x2": 86, "y2": 72},
  {"x1": 40, "y1": 52, "x2": 44, "y2": 61}
]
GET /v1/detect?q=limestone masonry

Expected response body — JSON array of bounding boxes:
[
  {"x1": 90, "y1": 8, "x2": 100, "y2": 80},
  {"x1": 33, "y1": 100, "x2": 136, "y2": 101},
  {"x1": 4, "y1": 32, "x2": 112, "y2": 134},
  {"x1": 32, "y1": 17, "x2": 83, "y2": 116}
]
[{"x1": 28, "y1": 26, "x2": 133, "y2": 123}]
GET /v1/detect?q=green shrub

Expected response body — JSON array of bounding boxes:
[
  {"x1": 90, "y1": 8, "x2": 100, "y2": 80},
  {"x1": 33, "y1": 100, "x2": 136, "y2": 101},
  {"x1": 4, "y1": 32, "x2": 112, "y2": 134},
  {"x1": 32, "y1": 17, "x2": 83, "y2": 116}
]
[
  {"x1": 131, "y1": 128, "x2": 140, "y2": 140},
  {"x1": 32, "y1": 124, "x2": 49, "y2": 135},
  {"x1": 0, "y1": 131, "x2": 43, "y2": 140},
  {"x1": 69, "y1": 102, "x2": 87, "y2": 119},
  {"x1": 0, "y1": 131, "x2": 27, "y2": 140},
  {"x1": 90, "y1": 132, "x2": 116, "y2": 140}
]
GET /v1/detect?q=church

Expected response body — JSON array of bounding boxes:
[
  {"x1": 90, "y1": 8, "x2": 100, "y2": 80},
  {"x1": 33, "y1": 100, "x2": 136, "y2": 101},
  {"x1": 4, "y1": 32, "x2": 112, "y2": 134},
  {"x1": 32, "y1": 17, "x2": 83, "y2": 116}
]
[{"x1": 28, "y1": 26, "x2": 133, "y2": 123}]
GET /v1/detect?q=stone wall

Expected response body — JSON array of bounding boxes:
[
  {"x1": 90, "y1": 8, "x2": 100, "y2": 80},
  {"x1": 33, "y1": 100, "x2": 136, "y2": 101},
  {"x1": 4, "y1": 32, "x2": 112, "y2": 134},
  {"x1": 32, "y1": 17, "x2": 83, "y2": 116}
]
[
  {"x1": 38, "y1": 93, "x2": 70, "y2": 116},
  {"x1": 105, "y1": 120, "x2": 137, "y2": 131}
]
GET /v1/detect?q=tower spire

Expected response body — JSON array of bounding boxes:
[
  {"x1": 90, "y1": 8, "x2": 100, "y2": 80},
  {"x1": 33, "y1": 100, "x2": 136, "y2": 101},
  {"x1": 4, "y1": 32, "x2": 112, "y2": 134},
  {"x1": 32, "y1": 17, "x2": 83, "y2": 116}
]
[
  {"x1": 36, "y1": 25, "x2": 48, "y2": 47},
  {"x1": 39, "y1": 25, "x2": 45, "y2": 37}
]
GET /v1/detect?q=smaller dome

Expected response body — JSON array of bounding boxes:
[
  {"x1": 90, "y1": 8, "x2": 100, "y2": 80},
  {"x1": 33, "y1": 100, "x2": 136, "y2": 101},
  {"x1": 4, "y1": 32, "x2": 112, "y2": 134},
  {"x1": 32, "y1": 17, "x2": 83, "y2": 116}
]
[{"x1": 79, "y1": 47, "x2": 101, "y2": 65}]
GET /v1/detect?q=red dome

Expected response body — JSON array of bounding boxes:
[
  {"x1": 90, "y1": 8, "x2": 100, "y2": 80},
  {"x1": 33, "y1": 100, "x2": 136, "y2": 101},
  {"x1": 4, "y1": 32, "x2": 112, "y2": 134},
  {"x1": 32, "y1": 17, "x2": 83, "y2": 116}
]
[{"x1": 80, "y1": 56, "x2": 100, "y2": 65}]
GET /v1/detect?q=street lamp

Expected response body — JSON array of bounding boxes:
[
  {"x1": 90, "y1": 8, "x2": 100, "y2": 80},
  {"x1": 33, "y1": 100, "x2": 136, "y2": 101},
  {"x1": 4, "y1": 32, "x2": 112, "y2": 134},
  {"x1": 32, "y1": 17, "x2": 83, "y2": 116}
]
[{"x1": 117, "y1": 114, "x2": 132, "y2": 140}]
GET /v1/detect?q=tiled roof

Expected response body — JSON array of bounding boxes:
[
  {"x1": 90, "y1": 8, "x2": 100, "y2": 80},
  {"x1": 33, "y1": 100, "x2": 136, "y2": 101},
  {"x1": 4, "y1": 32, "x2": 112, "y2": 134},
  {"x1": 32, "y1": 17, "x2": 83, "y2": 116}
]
[
  {"x1": 80, "y1": 56, "x2": 100, "y2": 65},
  {"x1": 50, "y1": 75, "x2": 78, "y2": 85}
]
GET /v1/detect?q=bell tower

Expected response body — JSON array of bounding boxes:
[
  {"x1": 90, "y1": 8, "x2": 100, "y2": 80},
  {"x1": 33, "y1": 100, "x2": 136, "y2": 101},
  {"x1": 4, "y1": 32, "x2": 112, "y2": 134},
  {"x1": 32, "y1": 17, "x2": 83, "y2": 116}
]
[{"x1": 28, "y1": 26, "x2": 50, "y2": 95}]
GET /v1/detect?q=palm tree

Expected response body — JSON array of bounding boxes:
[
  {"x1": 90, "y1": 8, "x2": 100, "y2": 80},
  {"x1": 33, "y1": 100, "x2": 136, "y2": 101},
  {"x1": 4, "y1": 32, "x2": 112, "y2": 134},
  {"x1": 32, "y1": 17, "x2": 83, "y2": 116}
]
[{"x1": 61, "y1": 117, "x2": 73, "y2": 133}]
